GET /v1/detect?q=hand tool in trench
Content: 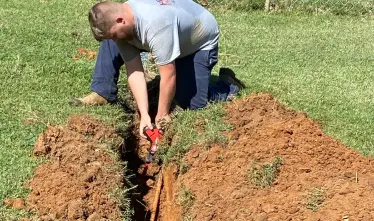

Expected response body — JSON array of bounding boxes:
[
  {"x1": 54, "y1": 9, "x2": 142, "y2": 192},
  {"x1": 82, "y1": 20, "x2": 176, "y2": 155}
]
[{"x1": 143, "y1": 125, "x2": 163, "y2": 163}]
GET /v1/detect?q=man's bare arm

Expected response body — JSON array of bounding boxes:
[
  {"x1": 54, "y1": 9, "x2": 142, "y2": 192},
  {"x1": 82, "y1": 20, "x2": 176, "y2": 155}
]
[
  {"x1": 156, "y1": 61, "x2": 176, "y2": 122},
  {"x1": 125, "y1": 54, "x2": 153, "y2": 136}
]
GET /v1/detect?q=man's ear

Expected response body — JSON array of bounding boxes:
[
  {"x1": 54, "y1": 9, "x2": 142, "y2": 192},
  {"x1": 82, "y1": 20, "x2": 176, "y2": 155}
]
[{"x1": 115, "y1": 17, "x2": 125, "y2": 24}]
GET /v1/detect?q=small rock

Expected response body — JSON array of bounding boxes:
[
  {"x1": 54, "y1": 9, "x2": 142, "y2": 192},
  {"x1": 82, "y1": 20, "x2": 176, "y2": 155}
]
[
  {"x1": 367, "y1": 180, "x2": 374, "y2": 189},
  {"x1": 229, "y1": 133, "x2": 240, "y2": 142},
  {"x1": 262, "y1": 204, "x2": 277, "y2": 213},
  {"x1": 254, "y1": 212, "x2": 268, "y2": 221},
  {"x1": 3, "y1": 198, "x2": 25, "y2": 209},
  {"x1": 339, "y1": 183, "x2": 355, "y2": 195},
  {"x1": 67, "y1": 199, "x2": 84, "y2": 220},
  {"x1": 201, "y1": 154, "x2": 208, "y2": 162},
  {"x1": 39, "y1": 215, "x2": 54, "y2": 221},
  {"x1": 231, "y1": 191, "x2": 246, "y2": 199},
  {"x1": 343, "y1": 172, "x2": 355, "y2": 178},
  {"x1": 300, "y1": 168, "x2": 311, "y2": 173},
  {"x1": 87, "y1": 212, "x2": 101, "y2": 221},
  {"x1": 288, "y1": 206, "x2": 300, "y2": 214},
  {"x1": 192, "y1": 160, "x2": 200, "y2": 167},
  {"x1": 229, "y1": 211, "x2": 238, "y2": 220},
  {"x1": 204, "y1": 211, "x2": 216, "y2": 221},
  {"x1": 146, "y1": 179, "x2": 155, "y2": 187},
  {"x1": 190, "y1": 149, "x2": 200, "y2": 158}
]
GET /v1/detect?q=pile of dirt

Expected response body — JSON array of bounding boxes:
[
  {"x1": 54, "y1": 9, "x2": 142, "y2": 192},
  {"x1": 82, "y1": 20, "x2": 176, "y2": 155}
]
[
  {"x1": 168, "y1": 93, "x2": 374, "y2": 221},
  {"x1": 8, "y1": 93, "x2": 374, "y2": 221},
  {"x1": 26, "y1": 115, "x2": 124, "y2": 220}
]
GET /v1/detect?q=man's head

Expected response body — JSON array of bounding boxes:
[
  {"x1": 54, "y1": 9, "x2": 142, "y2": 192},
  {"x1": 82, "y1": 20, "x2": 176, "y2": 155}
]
[{"x1": 88, "y1": 1, "x2": 133, "y2": 41}]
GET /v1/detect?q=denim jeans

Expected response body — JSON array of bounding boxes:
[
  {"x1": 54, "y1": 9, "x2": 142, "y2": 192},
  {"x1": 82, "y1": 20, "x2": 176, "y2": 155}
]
[{"x1": 90, "y1": 40, "x2": 230, "y2": 109}]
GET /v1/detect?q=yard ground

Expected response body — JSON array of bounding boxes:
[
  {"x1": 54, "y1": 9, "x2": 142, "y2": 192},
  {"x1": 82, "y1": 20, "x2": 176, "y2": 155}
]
[{"x1": 0, "y1": 0, "x2": 373, "y2": 220}]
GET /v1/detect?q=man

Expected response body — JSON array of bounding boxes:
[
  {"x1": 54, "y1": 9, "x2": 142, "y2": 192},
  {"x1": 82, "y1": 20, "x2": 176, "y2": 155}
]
[{"x1": 72, "y1": 0, "x2": 244, "y2": 136}]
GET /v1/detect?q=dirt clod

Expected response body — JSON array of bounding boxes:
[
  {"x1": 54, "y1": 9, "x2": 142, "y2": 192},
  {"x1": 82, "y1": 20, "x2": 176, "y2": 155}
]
[
  {"x1": 171, "y1": 93, "x2": 374, "y2": 220},
  {"x1": 3, "y1": 198, "x2": 26, "y2": 209},
  {"x1": 27, "y1": 114, "x2": 123, "y2": 221}
]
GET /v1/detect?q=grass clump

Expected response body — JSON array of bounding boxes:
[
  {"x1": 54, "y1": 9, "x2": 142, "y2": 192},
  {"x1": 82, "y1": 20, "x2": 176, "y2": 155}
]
[
  {"x1": 249, "y1": 156, "x2": 283, "y2": 187},
  {"x1": 158, "y1": 102, "x2": 232, "y2": 165},
  {"x1": 306, "y1": 187, "x2": 325, "y2": 212},
  {"x1": 178, "y1": 185, "x2": 196, "y2": 218}
]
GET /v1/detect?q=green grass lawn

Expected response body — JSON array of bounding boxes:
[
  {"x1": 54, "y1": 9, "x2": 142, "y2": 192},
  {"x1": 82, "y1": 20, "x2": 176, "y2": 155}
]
[
  {"x1": 0, "y1": 0, "x2": 126, "y2": 219},
  {"x1": 1, "y1": 0, "x2": 373, "y2": 219},
  {"x1": 214, "y1": 11, "x2": 374, "y2": 153}
]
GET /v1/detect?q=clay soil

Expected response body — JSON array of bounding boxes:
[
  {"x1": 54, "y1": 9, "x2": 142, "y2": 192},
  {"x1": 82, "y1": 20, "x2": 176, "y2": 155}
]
[
  {"x1": 25, "y1": 115, "x2": 125, "y2": 221},
  {"x1": 9, "y1": 93, "x2": 374, "y2": 221},
  {"x1": 167, "y1": 93, "x2": 374, "y2": 221}
]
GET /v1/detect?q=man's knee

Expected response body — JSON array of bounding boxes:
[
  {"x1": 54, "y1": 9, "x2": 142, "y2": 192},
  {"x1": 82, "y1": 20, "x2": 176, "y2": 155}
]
[{"x1": 188, "y1": 96, "x2": 208, "y2": 110}]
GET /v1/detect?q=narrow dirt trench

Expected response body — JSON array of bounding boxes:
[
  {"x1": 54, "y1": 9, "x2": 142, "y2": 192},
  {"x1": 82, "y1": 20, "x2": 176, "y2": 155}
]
[
  {"x1": 120, "y1": 118, "x2": 157, "y2": 221},
  {"x1": 117, "y1": 96, "x2": 173, "y2": 221},
  {"x1": 120, "y1": 118, "x2": 183, "y2": 221}
]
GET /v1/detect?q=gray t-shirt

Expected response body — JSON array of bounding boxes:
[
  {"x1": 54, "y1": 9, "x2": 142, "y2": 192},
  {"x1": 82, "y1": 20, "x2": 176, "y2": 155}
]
[{"x1": 116, "y1": 0, "x2": 219, "y2": 65}]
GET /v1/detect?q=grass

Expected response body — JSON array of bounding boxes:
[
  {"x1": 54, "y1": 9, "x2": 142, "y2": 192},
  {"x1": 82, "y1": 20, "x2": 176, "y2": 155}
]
[
  {"x1": 0, "y1": 0, "x2": 127, "y2": 219},
  {"x1": 158, "y1": 102, "x2": 231, "y2": 165},
  {"x1": 249, "y1": 156, "x2": 283, "y2": 187},
  {"x1": 1, "y1": 0, "x2": 374, "y2": 220},
  {"x1": 274, "y1": 0, "x2": 374, "y2": 16},
  {"x1": 214, "y1": 11, "x2": 374, "y2": 155},
  {"x1": 306, "y1": 187, "x2": 325, "y2": 212},
  {"x1": 178, "y1": 185, "x2": 196, "y2": 218},
  {"x1": 205, "y1": 0, "x2": 374, "y2": 16}
]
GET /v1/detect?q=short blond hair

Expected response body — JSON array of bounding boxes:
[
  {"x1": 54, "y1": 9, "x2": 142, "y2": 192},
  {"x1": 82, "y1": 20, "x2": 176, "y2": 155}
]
[{"x1": 88, "y1": 1, "x2": 124, "y2": 41}]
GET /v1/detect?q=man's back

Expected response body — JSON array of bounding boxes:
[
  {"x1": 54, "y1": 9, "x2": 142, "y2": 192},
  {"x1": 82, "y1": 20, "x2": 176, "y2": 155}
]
[{"x1": 121, "y1": 0, "x2": 219, "y2": 65}]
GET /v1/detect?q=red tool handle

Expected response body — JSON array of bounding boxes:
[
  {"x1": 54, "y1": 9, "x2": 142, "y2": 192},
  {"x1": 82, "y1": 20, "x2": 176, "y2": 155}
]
[
  {"x1": 143, "y1": 127, "x2": 163, "y2": 144},
  {"x1": 143, "y1": 126, "x2": 163, "y2": 163}
]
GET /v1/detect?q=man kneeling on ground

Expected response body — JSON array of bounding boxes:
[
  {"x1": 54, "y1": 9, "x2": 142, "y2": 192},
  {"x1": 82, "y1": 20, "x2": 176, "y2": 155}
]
[{"x1": 71, "y1": 0, "x2": 245, "y2": 136}]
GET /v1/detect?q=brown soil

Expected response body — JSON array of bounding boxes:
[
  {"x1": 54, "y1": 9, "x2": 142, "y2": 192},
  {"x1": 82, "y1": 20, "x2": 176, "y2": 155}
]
[
  {"x1": 72, "y1": 48, "x2": 97, "y2": 61},
  {"x1": 26, "y1": 114, "x2": 124, "y2": 221},
  {"x1": 19, "y1": 93, "x2": 374, "y2": 221},
  {"x1": 3, "y1": 198, "x2": 26, "y2": 210},
  {"x1": 164, "y1": 93, "x2": 374, "y2": 221}
]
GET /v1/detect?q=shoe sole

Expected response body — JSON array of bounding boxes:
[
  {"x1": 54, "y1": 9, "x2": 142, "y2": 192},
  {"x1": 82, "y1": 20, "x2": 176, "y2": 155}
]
[
  {"x1": 219, "y1": 68, "x2": 246, "y2": 89},
  {"x1": 69, "y1": 98, "x2": 84, "y2": 107}
]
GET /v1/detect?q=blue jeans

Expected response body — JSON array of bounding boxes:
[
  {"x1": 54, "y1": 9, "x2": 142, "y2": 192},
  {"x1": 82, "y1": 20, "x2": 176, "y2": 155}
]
[{"x1": 90, "y1": 40, "x2": 231, "y2": 109}]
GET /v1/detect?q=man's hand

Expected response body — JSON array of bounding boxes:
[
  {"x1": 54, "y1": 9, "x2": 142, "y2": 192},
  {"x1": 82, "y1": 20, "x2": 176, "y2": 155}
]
[
  {"x1": 140, "y1": 114, "x2": 153, "y2": 138},
  {"x1": 155, "y1": 114, "x2": 171, "y2": 133}
]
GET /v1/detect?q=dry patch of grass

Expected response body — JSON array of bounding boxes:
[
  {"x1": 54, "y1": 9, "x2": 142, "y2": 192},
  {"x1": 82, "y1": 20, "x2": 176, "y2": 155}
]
[
  {"x1": 306, "y1": 187, "x2": 325, "y2": 212},
  {"x1": 178, "y1": 185, "x2": 196, "y2": 219},
  {"x1": 248, "y1": 156, "x2": 283, "y2": 187}
]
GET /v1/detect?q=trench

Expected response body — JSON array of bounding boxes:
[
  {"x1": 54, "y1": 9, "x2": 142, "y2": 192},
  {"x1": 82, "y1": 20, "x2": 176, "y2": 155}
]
[
  {"x1": 117, "y1": 79, "x2": 165, "y2": 221},
  {"x1": 120, "y1": 121, "x2": 154, "y2": 221}
]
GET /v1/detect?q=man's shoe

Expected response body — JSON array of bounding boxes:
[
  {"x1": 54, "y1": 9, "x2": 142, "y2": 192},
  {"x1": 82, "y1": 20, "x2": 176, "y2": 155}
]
[
  {"x1": 227, "y1": 84, "x2": 239, "y2": 101},
  {"x1": 218, "y1": 67, "x2": 246, "y2": 90},
  {"x1": 69, "y1": 92, "x2": 109, "y2": 106}
]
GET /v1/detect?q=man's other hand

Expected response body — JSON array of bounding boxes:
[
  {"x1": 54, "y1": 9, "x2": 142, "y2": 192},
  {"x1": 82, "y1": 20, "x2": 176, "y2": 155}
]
[{"x1": 155, "y1": 114, "x2": 171, "y2": 133}]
